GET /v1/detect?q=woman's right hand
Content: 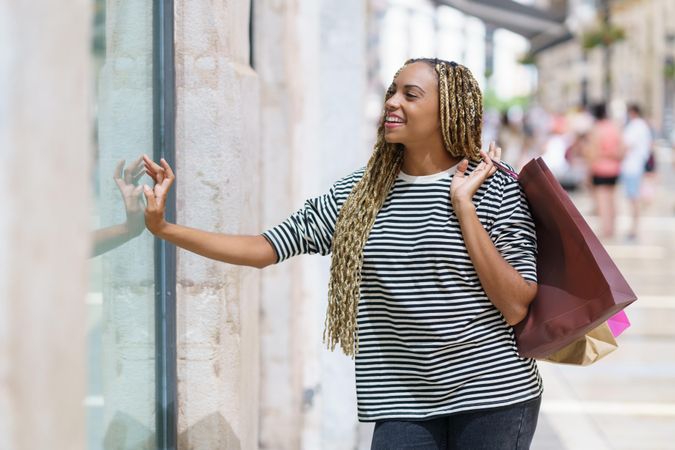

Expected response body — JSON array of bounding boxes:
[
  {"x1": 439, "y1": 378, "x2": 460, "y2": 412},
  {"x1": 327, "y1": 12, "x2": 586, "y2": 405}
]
[{"x1": 142, "y1": 154, "x2": 175, "y2": 235}]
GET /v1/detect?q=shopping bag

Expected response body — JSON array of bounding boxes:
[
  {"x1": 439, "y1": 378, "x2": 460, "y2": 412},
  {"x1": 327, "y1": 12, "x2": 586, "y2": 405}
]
[
  {"x1": 542, "y1": 321, "x2": 617, "y2": 366},
  {"x1": 607, "y1": 310, "x2": 631, "y2": 338},
  {"x1": 495, "y1": 157, "x2": 637, "y2": 359}
]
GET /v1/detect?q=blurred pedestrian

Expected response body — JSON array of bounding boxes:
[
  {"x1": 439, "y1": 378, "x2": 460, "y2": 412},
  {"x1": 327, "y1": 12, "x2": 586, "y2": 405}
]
[
  {"x1": 497, "y1": 108, "x2": 526, "y2": 168},
  {"x1": 583, "y1": 103, "x2": 624, "y2": 239},
  {"x1": 541, "y1": 114, "x2": 572, "y2": 186},
  {"x1": 620, "y1": 103, "x2": 652, "y2": 240}
]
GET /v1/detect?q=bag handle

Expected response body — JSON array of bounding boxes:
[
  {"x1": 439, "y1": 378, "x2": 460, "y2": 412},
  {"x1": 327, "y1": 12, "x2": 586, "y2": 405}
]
[{"x1": 491, "y1": 158, "x2": 519, "y2": 181}]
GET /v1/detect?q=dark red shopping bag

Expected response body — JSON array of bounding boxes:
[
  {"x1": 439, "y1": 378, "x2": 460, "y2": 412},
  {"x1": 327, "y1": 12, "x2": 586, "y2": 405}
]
[{"x1": 500, "y1": 157, "x2": 637, "y2": 359}]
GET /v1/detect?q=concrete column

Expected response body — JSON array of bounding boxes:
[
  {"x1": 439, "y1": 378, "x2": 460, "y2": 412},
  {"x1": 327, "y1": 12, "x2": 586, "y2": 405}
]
[
  {"x1": 255, "y1": 0, "x2": 308, "y2": 448},
  {"x1": 255, "y1": 0, "x2": 369, "y2": 448},
  {"x1": 174, "y1": 1, "x2": 261, "y2": 449},
  {"x1": 317, "y1": 1, "x2": 368, "y2": 449},
  {"x1": 0, "y1": 1, "x2": 91, "y2": 449}
]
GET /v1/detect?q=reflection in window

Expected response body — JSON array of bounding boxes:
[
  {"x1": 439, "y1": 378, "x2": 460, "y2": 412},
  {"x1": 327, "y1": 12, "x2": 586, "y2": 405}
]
[{"x1": 87, "y1": 0, "x2": 156, "y2": 447}]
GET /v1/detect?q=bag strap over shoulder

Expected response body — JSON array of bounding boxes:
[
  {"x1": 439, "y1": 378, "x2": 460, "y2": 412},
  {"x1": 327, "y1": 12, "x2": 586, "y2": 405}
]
[{"x1": 492, "y1": 158, "x2": 519, "y2": 181}]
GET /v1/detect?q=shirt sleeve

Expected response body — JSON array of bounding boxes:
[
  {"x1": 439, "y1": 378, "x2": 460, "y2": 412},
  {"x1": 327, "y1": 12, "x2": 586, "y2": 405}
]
[
  {"x1": 489, "y1": 177, "x2": 538, "y2": 283},
  {"x1": 260, "y1": 182, "x2": 342, "y2": 264}
]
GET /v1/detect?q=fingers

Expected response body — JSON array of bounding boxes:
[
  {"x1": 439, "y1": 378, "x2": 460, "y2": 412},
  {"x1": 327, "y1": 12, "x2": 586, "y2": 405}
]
[
  {"x1": 143, "y1": 154, "x2": 163, "y2": 175},
  {"x1": 143, "y1": 184, "x2": 164, "y2": 212},
  {"x1": 143, "y1": 184, "x2": 156, "y2": 207},
  {"x1": 148, "y1": 168, "x2": 165, "y2": 185},
  {"x1": 456, "y1": 158, "x2": 469, "y2": 175},
  {"x1": 159, "y1": 158, "x2": 175, "y2": 179},
  {"x1": 158, "y1": 158, "x2": 175, "y2": 191},
  {"x1": 114, "y1": 157, "x2": 148, "y2": 189},
  {"x1": 120, "y1": 158, "x2": 141, "y2": 185},
  {"x1": 129, "y1": 156, "x2": 145, "y2": 185},
  {"x1": 489, "y1": 141, "x2": 502, "y2": 164},
  {"x1": 139, "y1": 157, "x2": 175, "y2": 216},
  {"x1": 142, "y1": 155, "x2": 175, "y2": 190},
  {"x1": 143, "y1": 154, "x2": 165, "y2": 184},
  {"x1": 113, "y1": 160, "x2": 126, "y2": 190},
  {"x1": 488, "y1": 140, "x2": 503, "y2": 162},
  {"x1": 480, "y1": 150, "x2": 497, "y2": 176},
  {"x1": 129, "y1": 155, "x2": 144, "y2": 173},
  {"x1": 113, "y1": 160, "x2": 125, "y2": 180},
  {"x1": 132, "y1": 167, "x2": 145, "y2": 185}
]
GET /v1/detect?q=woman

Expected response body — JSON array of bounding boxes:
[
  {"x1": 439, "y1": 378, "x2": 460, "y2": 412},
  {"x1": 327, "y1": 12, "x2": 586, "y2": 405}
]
[
  {"x1": 143, "y1": 58, "x2": 543, "y2": 449},
  {"x1": 583, "y1": 103, "x2": 624, "y2": 239}
]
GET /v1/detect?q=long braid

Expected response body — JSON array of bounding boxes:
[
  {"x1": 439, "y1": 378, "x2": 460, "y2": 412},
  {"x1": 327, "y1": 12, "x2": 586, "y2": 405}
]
[
  {"x1": 324, "y1": 58, "x2": 483, "y2": 357},
  {"x1": 437, "y1": 63, "x2": 454, "y2": 155},
  {"x1": 454, "y1": 66, "x2": 467, "y2": 150},
  {"x1": 323, "y1": 136, "x2": 403, "y2": 356}
]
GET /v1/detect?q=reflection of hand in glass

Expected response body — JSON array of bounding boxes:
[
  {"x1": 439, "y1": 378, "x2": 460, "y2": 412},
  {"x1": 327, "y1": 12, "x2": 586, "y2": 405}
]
[
  {"x1": 114, "y1": 157, "x2": 146, "y2": 234},
  {"x1": 91, "y1": 157, "x2": 146, "y2": 257}
]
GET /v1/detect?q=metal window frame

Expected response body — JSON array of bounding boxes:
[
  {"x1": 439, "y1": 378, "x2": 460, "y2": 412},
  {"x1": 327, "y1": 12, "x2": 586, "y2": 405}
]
[{"x1": 153, "y1": 0, "x2": 177, "y2": 448}]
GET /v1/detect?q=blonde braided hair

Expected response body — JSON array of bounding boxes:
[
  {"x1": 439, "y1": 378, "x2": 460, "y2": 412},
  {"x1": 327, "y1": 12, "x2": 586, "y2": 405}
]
[{"x1": 323, "y1": 58, "x2": 483, "y2": 358}]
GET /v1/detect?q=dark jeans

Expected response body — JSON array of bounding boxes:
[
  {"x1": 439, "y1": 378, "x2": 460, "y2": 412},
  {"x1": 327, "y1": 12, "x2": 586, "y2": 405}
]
[{"x1": 370, "y1": 396, "x2": 542, "y2": 450}]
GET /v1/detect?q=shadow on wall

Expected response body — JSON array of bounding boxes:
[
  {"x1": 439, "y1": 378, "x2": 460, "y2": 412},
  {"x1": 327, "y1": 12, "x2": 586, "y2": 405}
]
[
  {"x1": 101, "y1": 411, "x2": 242, "y2": 450},
  {"x1": 177, "y1": 413, "x2": 242, "y2": 450},
  {"x1": 103, "y1": 411, "x2": 154, "y2": 450}
]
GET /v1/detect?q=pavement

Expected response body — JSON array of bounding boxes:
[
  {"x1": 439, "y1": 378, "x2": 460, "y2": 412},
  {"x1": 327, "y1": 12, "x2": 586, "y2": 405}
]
[{"x1": 531, "y1": 168, "x2": 675, "y2": 450}]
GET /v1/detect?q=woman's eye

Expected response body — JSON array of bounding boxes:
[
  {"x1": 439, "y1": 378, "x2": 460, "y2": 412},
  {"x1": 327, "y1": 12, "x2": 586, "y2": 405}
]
[{"x1": 406, "y1": 93, "x2": 417, "y2": 98}]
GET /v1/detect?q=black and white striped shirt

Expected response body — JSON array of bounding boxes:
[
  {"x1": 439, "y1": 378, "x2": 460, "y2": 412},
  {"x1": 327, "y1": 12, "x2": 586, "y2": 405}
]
[{"x1": 262, "y1": 160, "x2": 544, "y2": 422}]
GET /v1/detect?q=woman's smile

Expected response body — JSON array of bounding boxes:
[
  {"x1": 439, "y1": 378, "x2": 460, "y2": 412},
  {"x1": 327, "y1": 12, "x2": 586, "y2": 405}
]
[{"x1": 384, "y1": 113, "x2": 406, "y2": 129}]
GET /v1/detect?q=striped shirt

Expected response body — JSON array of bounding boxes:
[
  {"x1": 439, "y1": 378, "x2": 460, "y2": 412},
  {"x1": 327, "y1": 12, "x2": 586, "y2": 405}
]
[{"x1": 261, "y1": 160, "x2": 544, "y2": 422}]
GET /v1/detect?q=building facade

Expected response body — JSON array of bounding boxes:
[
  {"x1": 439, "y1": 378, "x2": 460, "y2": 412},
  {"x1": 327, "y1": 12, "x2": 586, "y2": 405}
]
[
  {"x1": 535, "y1": 0, "x2": 675, "y2": 138},
  {"x1": 1, "y1": 0, "x2": 370, "y2": 449}
]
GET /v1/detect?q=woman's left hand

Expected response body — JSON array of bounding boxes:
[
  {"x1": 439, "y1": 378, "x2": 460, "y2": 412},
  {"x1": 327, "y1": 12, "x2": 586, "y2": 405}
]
[{"x1": 450, "y1": 141, "x2": 501, "y2": 212}]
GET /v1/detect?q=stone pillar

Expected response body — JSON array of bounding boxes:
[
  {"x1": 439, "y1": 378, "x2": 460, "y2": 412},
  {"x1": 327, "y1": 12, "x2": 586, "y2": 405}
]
[
  {"x1": 174, "y1": 1, "x2": 261, "y2": 449},
  {"x1": 255, "y1": 0, "x2": 309, "y2": 448},
  {"x1": 317, "y1": 1, "x2": 368, "y2": 449},
  {"x1": 0, "y1": 1, "x2": 91, "y2": 449},
  {"x1": 255, "y1": 0, "x2": 369, "y2": 448}
]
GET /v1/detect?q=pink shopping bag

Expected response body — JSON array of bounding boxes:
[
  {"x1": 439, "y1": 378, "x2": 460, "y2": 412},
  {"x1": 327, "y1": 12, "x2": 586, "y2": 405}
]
[{"x1": 607, "y1": 310, "x2": 631, "y2": 337}]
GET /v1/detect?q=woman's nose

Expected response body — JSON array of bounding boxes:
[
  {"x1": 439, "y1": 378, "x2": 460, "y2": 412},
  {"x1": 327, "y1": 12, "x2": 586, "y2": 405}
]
[{"x1": 384, "y1": 95, "x2": 399, "y2": 110}]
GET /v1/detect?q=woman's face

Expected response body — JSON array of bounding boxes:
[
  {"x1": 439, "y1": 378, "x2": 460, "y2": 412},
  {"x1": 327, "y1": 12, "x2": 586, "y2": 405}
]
[{"x1": 383, "y1": 62, "x2": 441, "y2": 146}]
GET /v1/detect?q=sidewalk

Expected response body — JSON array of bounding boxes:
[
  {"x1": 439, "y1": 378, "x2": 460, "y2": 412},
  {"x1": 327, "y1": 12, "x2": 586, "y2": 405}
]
[{"x1": 531, "y1": 169, "x2": 675, "y2": 450}]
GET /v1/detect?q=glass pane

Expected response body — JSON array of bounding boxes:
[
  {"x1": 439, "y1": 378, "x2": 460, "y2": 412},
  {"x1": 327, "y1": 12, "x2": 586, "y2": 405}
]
[{"x1": 87, "y1": 0, "x2": 156, "y2": 448}]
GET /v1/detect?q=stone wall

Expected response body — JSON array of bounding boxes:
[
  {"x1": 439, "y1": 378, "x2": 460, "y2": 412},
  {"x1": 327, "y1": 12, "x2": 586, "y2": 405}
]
[
  {"x1": 0, "y1": 1, "x2": 91, "y2": 449},
  {"x1": 174, "y1": 1, "x2": 261, "y2": 449},
  {"x1": 255, "y1": 0, "x2": 370, "y2": 449}
]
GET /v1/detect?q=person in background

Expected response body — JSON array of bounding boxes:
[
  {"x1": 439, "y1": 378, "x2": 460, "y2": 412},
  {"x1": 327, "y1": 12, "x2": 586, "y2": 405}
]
[
  {"x1": 540, "y1": 114, "x2": 570, "y2": 184},
  {"x1": 620, "y1": 103, "x2": 652, "y2": 240},
  {"x1": 583, "y1": 103, "x2": 624, "y2": 239},
  {"x1": 497, "y1": 108, "x2": 526, "y2": 168}
]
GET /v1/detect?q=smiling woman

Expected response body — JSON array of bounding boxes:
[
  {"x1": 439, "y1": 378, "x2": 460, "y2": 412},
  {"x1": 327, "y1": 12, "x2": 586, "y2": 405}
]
[{"x1": 143, "y1": 57, "x2": 543, "y2": 450}]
